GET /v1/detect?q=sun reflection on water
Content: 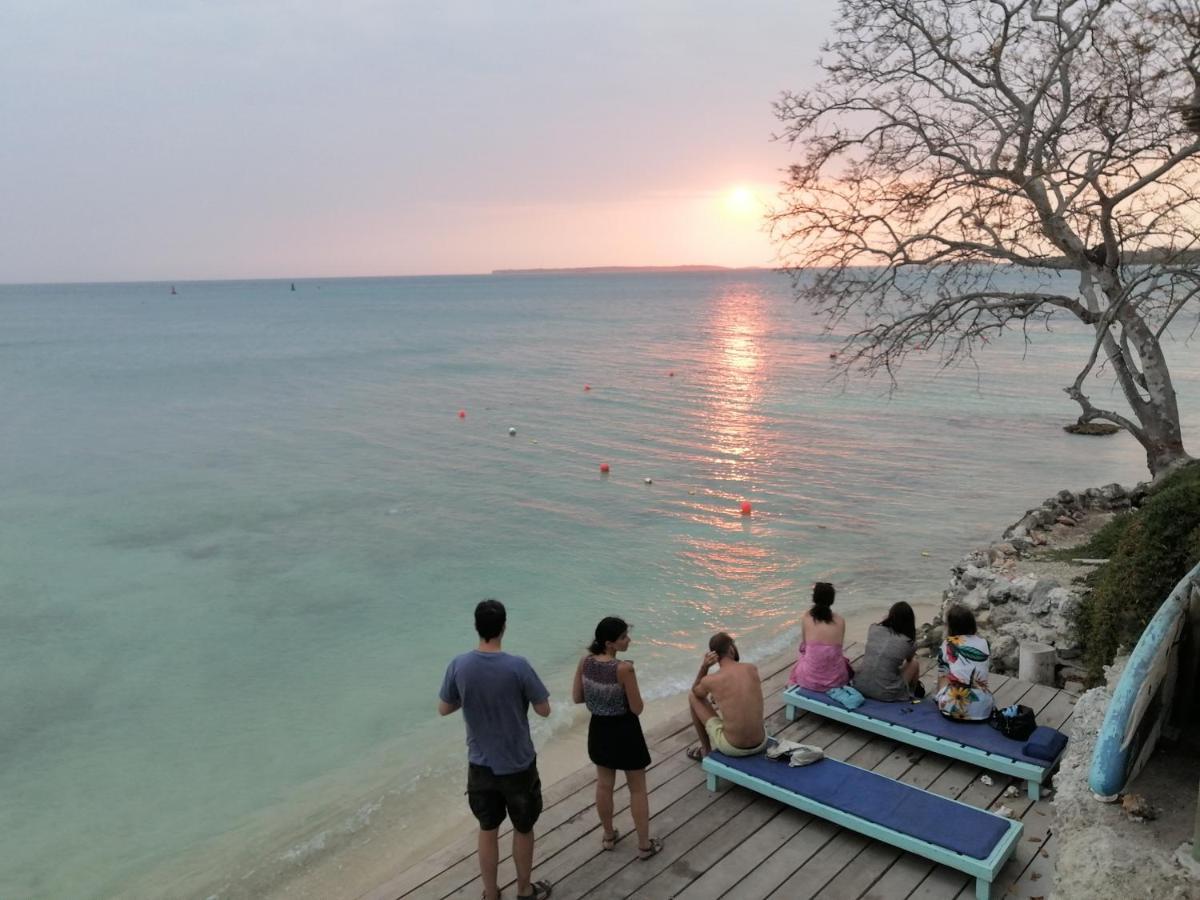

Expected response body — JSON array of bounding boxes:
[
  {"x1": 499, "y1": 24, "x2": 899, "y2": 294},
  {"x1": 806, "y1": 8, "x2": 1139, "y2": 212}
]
[{"x1": 668, "y1": 285, "x2": 804, "y2": 640}]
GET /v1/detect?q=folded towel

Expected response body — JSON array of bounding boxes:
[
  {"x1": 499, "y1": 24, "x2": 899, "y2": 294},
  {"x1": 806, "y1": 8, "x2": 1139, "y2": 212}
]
[
  {"x1": 765, "y1": 739, "x2": 825, "y2": 767},
  {"x1": 1024, "y1": 726, "x2": 1068, "y2": 761},
  {"x1": 827, "y1": 685, "x2": 865, "y2": 710}
]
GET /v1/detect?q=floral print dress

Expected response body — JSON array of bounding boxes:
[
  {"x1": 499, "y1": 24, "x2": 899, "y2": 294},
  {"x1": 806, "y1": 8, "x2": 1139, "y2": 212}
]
[{"x1": 935, "y1": 635, "x2": 994, "y2": 721}]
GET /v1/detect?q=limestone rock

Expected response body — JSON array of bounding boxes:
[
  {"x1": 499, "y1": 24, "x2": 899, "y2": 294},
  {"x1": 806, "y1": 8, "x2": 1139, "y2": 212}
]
[
  {"x1": 989, "y1": 633, "x2": 1020, "y2": 672},
  {"x1": 958, "y1": 564, "x2": 996, "y2": 592},
  {"x1": 986, "y1": 603, "x2": 1023, "y2": 629},
  {"x1": 1028, "y1": 578, "x2": 1061, "y2": 616}
]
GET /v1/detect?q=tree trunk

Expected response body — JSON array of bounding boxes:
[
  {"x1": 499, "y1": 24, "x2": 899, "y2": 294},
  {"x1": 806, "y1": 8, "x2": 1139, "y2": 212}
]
[{"x1": 1102, "y1": 295, "x2": 1193, "y2": 478}]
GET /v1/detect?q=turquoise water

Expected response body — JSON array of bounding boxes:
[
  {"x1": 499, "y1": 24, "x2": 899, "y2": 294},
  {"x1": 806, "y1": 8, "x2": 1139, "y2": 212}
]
[{"x1": 1, "y1": 272, "x2": 1196, "y2": 898}]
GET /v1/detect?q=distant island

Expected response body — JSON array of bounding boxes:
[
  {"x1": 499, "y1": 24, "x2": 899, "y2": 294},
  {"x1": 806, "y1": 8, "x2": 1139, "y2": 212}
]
[{"x1": 490, "y1": 265, "x2": 774, "y2": 276}]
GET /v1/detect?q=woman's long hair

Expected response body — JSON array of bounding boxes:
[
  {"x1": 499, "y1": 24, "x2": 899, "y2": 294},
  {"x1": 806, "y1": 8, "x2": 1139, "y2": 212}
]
[
  {"x1": 879, "y1": 601, "x2": 916, "y2": 642},
  {"x1": 809, "y1": 582, "x2": 836, "y2": 624},
  {"x1": 588, "y1": 616, "x2": 628, "y2": 655}
]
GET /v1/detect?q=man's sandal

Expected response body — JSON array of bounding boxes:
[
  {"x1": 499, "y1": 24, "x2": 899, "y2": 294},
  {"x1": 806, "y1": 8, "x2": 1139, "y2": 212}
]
[
  {"x1": 636, "y1": 838, "x2": 664, "y2": 860},
  {"x1": 515, "y1": 879, "x2": 552, "y2": 900},
  {"x1": 601, "y1": 828, "x2": 620, "y2": 851}
]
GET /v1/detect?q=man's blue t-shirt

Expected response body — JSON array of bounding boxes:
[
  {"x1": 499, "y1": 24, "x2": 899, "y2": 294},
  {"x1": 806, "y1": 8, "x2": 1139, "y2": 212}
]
[{"x1": 440, "y1": 650, "x2": 550, "y2": 775}]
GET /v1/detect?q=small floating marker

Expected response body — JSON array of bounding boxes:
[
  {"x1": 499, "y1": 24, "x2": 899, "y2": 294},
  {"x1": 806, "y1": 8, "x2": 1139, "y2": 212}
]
[
  {"x1": 508, "y1": 426, "x2": 517, "y2": 436},
  {"x1": 920, "y1": 550, "x2": 931, "y2": 557},
  {"x1": 668, "y1": 371, "x2": 675, "y2": 377},
  {"x1": 829, "y1": 352, "x2": 838, "y2": 359},
  {"x1": 740, "y1": 501, "x2": 753, "y2": 516},
  {"x1": 584, "y1": 384, "x2": 591, "y2": 391},
  {"x1": 644, "y1": 477, "x2": 653, "y2": 484},
  {"x1": 458, "y1": 409, "x2": 466, "y2": 419},
  {"x1": 531, "y1": 439, "x2": 538, "y2": 444},
  {"x1": 599, "y1": 463, "x2": 610, "y2": 474}
]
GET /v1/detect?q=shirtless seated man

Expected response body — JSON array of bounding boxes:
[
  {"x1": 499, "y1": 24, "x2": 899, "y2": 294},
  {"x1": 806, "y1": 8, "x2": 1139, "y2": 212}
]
[{"x1": 687, "y1": 632, "x2": 768, "y2": 760}]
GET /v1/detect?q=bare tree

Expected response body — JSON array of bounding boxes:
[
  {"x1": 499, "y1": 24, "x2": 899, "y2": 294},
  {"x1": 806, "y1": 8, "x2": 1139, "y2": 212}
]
[{"x1": 772, "y1": 0, "x2": 1200, "y2": 477}]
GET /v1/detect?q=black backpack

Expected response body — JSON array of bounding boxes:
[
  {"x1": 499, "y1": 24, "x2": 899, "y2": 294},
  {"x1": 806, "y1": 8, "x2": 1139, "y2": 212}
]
[{"x1": 989, "y1": 704, "x2": 1037, "y2": 741}]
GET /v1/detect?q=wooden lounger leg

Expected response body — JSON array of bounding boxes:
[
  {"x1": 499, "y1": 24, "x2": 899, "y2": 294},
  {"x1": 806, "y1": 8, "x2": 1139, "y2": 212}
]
[
  {"x1": 974, "y1": 876, "x2": 991, "y2": 900},
  {"x1": 705, "y1": 772, "x2": 725, "y2": 792},
  {"x1": 784, "y1": 703, "x2": 796, "y2": 722},
  {"x1": 1026, "y1": 780, "x2": 1041, "y2": 801}
]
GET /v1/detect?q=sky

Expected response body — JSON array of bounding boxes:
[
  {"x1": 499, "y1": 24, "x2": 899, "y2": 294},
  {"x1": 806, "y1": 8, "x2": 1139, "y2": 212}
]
[{"x1": 0, "y1": 1, "x2": 839, "y2": 282}]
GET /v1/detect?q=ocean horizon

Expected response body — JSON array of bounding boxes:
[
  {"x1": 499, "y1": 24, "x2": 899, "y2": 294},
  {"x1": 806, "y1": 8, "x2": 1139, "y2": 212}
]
[{"x1": 2, "y1": 270, "x2": 1196, "y2": 899}]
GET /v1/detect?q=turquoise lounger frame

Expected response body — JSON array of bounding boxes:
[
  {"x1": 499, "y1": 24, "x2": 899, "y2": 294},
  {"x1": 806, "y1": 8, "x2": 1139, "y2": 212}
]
[
  {"x1": 702, "y1": 755, "x2": 1022, "y2": 900},
  {"x1": 782, "y1": 687, "x2": 1050, "y2": 800}
]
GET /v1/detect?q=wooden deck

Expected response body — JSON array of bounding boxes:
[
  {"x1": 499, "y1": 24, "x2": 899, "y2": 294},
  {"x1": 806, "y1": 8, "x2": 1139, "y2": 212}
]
[{"x1": 372, "y1": 644, "x2": 1075, "y2": 900}]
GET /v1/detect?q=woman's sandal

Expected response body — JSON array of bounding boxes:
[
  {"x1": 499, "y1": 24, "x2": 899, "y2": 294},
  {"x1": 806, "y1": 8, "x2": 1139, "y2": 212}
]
[
  {"x1": 601, "y1": 828, "x2": 620, "y2": 851},
  {"x1": 636, "y1": 838, "x2": 664, "y2": 860},
  {"x1": 685, "y1": 746, "x2": 705, "y2": 762},
  {"x1": 515, "y1": 879, "x2": 552, "y2": 900}
]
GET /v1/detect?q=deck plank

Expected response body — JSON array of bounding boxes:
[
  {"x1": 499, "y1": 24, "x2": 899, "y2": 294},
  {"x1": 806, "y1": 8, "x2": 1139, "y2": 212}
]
[{"x1": 387, "y1": 652, "x2": 1075, "y2": 900}]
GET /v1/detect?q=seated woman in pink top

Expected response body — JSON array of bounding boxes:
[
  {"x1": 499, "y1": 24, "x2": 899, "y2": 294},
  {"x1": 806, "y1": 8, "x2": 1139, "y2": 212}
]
[{"x1": 788, "y1": 582, "x2": 853, "y2": 691}]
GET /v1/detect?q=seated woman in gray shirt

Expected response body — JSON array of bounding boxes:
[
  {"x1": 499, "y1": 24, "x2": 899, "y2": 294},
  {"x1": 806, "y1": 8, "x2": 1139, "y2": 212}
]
[{"x1": 853, "y1": 601, "x2": 924, "y2": 701}]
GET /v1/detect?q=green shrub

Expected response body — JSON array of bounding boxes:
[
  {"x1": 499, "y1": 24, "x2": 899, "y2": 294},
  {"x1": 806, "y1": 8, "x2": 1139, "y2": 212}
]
[{"x1": 1074, "y1": 463, "x2": 1200, "y2": 683}]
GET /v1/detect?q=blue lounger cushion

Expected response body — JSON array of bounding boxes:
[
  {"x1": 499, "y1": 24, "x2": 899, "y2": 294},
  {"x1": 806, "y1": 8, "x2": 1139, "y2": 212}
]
[
  {"x1": 1024, "y1": 726, "x2": 1069, "y2": 761},
  {"x1": 789, "y1": 687, "x2": 1063, "y2": 768},
  {"x1": 708, "y1": 751, "x2": 1011, "y2": 860}
]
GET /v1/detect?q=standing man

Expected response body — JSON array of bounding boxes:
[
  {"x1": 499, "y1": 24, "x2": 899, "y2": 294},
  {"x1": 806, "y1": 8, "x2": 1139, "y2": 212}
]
[
  {"x1": 439, "y1": 599, "x2": 553, "y2": 900},
  {"x1": 686, "y1": 632, "x2": 768, "y2": 761}
]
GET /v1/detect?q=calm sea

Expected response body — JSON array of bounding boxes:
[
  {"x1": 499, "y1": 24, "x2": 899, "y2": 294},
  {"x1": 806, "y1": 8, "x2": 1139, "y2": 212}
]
[{"x1": 1, "y1": 271, "x2": 1196, "y2": 898}]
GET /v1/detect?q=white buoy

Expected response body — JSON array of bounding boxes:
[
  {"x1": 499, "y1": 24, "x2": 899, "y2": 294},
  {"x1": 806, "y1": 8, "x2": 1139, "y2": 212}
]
[
  {"x1": 644, "y1": 477, "x2": 653, "y2": 484},
  {"x1": 508, "y1": 427, "x2": 517, "y2": 436}
]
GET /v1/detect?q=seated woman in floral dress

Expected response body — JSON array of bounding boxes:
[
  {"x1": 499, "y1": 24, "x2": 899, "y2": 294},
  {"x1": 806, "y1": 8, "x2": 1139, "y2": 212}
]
[{"x1": 934, "y1": 605, "x2": 994, "y2": 721}]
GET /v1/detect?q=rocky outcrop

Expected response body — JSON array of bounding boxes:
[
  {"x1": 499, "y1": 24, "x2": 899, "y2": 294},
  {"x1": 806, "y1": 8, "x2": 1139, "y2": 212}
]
[
  {"x1": 1003, "y1": 483, "x2": 1147, "y2": 544},
  {"x1": 925, "y1": 482, "x2": 1147, "y2": 689}
]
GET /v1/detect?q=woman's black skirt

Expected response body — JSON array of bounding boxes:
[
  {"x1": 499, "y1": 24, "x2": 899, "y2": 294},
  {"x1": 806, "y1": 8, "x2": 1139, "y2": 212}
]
[{"x1": 587, "y1": 711, "x2": 651, "y2": 771}]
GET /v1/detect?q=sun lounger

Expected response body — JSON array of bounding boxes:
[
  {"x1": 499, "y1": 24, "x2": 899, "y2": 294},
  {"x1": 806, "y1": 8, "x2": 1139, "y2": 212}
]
[
  {"x1": 702, "y1": 749, "x2": 1021, "y2": 900},
  {"x1": 783, "y1": 686, "x2": 1064, "y2": 799}
]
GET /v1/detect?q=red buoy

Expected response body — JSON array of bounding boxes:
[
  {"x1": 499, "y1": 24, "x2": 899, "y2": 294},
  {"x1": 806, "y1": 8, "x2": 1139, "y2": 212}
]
[
  {"x1": 740, "y1": 501, "x2": 752, "y2": 516},
  {"x1": 668, "y1": 371, "x2": 675, "y2": 377},
  {"x1": 600, "y1": 463, "x2": 610, "y2": 474},
  {"x1": 458, "y1": 409, "x2": 466, "y2": 418},
  {"x1": 584, "y1": 384, "x2": 591, "y2": 391}
]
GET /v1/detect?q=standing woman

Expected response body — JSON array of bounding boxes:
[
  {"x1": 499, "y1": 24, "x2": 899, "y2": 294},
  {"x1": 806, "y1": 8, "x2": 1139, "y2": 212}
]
[
  {"x1": 788, "y1": 582, "x2": 853, "y2": 691},
  {"x1": 572, "y1": 617, "x2": 663, "y2": 859}
]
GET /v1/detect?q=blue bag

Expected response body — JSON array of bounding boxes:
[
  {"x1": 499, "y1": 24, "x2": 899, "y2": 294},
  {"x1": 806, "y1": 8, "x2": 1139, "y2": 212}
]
[{"x1": 827, "y1": 685, "x2": 865, "y2": 709}]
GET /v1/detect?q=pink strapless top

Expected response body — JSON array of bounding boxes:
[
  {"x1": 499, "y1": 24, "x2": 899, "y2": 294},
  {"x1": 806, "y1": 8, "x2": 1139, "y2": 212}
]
[{"x1": 788, "y1": 640, "x2": 852, "y2": 692}]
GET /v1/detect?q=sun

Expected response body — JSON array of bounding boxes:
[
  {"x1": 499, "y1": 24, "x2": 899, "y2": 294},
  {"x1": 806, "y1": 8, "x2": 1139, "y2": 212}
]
[{"x1": 723, "y1": 186, "x2": 758, "y2": 216}]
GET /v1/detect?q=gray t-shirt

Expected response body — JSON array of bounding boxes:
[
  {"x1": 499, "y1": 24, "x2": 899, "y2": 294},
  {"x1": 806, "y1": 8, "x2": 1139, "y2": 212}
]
[
  {"x1": 439, "y1": 650, "x2": 550, "y2": 775},
  {"x1": 853, "y1": 623, "x2": 916, "y2": 702}
]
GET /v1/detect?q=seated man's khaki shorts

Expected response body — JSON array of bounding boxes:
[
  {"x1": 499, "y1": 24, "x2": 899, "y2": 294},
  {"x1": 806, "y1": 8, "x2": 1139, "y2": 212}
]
[{"x1": 704, "y1": 716, "x2": 768, "y2": 756}]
